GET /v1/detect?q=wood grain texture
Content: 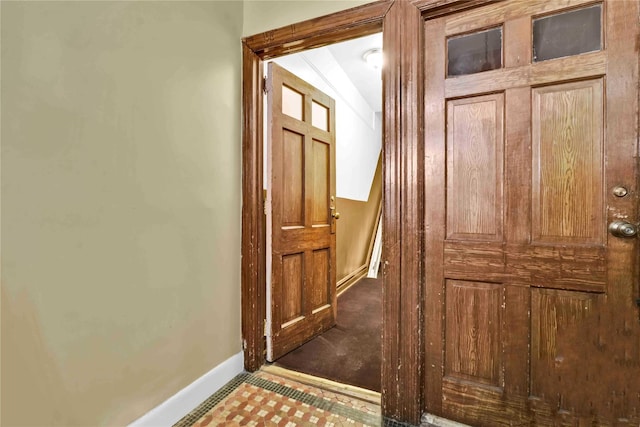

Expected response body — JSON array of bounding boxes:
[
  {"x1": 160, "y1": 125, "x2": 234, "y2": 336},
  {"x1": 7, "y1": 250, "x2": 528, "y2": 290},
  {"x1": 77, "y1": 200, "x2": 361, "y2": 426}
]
[
  {"x1": 423, "y1": 16, "x2": 446, "y2": 415},
  {"x1": 382, "y1": 0, "x2": 424, "y2": 423},
  {"x1": 282, "y1": 130, "x2": 305, "y2": 226},
  {"x1": 311, "y1": 139, "x2": 330, "y2": 225},
  {"x1": 501, "y1": 25, "x2": 532, "y2": 400},
  {"x1": 444, "y1": 280, "x2": 502, "y2": 387},
  {"x1": 444, "y1": 0, "x2": 597, "y2": 36},
  {"x1": 441, "y1": 378, "x2": 530, "y2": 426},
  {"x1": 502, "y1": 284, "x2": 529, "y2": 396},
  {"x1": 242, "y1": 2, "x2": 425, "y2": 423},
  {"x1": 506, "y1": 244, "x2": 606, "y2": 293},
  {"x1": 310, "y1": 248, "x2": 330, "y2": 311},
  {"x1": 504, "y1": 16, "x2": 531, "y2": 70},
  {"x1": 423, "y1": 0, "x2": 640, "y2": 424},
  {"x1": 445, "y1": 50, "x2": 606, "y2": 99},
  {"x1": 532, "y1": 79, "x2": 604, "y2": 244},
  {"x1": 243, "y1": 1, "x2": 391, "y2": 60},
  {"x1": 443, "y1": 241, "x2": 606, "y2": 292},
  {"x1": 241, "y1": 42, "x2": 265, "y2": 371},
  {"x1": 412, "y1": 0, "x2": 501, "y2": 18},
  {"x1": 446, "y1": 94, "x2": 504, "y2": 241},
  {"x1": 383, "y1": 5, "x2": 402, "y2": 417},
  {"x1": 529, "y1": 288, "x2": 603, "y2": 418},
  {"x1": 504, "y1": 86, "x2": 531, "y2": 245},
  {"x1": 267, "y1": 62, "x2": 337, "y2": 361},
  {"x1": 280, "y1": 253, "x2": 304, "y2": 325}
]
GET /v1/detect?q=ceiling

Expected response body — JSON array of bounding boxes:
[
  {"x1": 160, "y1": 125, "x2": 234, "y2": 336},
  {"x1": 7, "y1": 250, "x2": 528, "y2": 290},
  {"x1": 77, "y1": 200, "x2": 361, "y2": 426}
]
[{"x1": 325, "y1": 32, "x2": 383, "y2": 113}]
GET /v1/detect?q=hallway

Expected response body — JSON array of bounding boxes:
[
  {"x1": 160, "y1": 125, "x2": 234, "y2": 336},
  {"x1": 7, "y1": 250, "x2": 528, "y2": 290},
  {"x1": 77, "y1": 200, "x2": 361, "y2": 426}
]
[{"x1": 275, "y1": 277, "x2": 382, "y2": 392}]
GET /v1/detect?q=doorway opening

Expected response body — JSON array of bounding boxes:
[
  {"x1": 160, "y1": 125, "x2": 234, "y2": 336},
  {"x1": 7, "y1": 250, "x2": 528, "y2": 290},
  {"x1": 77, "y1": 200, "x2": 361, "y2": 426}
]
[
  {"x1": 263, "y1": 33, "x2": 384, "y2": 395},
  {"x1": 242, "y1": 1, "x2": 427, "y2": 423}
]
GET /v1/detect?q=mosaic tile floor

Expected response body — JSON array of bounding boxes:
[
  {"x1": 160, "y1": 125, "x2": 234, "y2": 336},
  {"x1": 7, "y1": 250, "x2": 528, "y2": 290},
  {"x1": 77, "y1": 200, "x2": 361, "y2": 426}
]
[{"x1": 173, "y1": 371, "x2": 417, "y2": 427}]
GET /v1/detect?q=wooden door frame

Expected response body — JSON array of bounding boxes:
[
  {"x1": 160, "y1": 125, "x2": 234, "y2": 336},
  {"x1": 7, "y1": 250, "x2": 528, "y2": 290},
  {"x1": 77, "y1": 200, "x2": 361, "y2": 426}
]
[{"x1": 241, "y1": 0, "x2": 495, "y2": 423}]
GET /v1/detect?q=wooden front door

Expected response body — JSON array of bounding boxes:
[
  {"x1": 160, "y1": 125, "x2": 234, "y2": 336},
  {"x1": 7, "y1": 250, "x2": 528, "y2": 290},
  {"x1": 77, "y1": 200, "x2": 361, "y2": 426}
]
[
  {"x1": 424, "y1": 0, "x2": 640, "y2": 424},
  {"x1": 265, "y1": 62, "x2": 337, "y2": 362}
]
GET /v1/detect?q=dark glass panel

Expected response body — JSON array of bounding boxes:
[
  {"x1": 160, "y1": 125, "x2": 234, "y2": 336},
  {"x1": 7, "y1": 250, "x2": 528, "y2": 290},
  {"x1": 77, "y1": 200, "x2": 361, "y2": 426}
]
[
  {"x1": 447, "y1": 27, "x2": 502, "y2": 77},
  {"x1": 533, "y1": 4, "x2": 602, "y2": 62}
]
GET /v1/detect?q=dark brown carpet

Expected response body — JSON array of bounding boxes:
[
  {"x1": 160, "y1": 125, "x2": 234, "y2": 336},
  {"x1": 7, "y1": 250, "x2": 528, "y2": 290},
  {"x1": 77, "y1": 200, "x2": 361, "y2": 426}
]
[{"x1": 275, "y1": 277, "x2": 382, "y2": 392}]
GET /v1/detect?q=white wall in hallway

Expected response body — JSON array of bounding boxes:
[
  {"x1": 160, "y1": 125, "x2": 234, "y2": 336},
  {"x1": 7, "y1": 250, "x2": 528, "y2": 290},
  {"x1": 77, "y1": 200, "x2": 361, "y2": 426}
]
[{"x1": 272, "y1": 43, "x2": 382, "y2": 202}]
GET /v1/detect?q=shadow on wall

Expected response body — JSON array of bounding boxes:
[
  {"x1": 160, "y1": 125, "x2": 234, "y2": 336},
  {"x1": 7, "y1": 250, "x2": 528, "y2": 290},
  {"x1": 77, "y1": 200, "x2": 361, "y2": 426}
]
[
  {"x1": 336, "y1": 154, "x2": 382, "y2": 282},
  {"x1": 2, "y1": 288, "x2": 71, "y2": 425}
]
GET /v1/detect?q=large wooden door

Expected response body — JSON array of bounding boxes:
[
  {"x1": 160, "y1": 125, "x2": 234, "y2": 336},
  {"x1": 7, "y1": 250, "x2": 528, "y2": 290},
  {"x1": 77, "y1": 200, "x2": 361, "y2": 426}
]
[
  {"x1": 265, "y1": 62, "x2": 337, "y2": 362},
  {"x1": 424, "y1": 0, "x2": 640, "y2": 424}
]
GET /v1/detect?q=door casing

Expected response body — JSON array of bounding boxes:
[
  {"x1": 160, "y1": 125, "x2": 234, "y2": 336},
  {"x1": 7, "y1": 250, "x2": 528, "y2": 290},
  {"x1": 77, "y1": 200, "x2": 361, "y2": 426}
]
[{"x1": 241, "y1": 0, "x2": 504, "y2": 423}]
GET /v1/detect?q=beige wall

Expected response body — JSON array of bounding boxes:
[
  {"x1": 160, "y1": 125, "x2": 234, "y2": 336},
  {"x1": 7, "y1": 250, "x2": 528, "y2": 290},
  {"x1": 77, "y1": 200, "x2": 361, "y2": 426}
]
[
  {"x1": 1, "y1": 1, "x2": 243, "y2": 425},
  {"x1": 1, "y1": 1, "x2": 377, "y2": 425},
  {"x1": 243, "y1": 0, "x2": 371, "y2": 37},
  {"x1": 336, "y1": 155, "x2": 382, "y2": 281}
]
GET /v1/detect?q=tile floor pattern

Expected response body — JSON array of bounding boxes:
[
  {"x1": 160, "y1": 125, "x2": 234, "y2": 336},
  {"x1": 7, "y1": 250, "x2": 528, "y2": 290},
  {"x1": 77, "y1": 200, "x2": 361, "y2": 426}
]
[{"x1": 174, "y1": 371, "x2": 417, "y2": 427}]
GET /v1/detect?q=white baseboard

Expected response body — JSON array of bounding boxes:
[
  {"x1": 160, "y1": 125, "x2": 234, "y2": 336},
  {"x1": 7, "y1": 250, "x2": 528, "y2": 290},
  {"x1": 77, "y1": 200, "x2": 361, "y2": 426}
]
[
  {"x1": 422, "y1": 413, "x2": 471, "y2": 427},
  {"x1": 129, "y1": 351, "x2": 244, "y2": 427}
]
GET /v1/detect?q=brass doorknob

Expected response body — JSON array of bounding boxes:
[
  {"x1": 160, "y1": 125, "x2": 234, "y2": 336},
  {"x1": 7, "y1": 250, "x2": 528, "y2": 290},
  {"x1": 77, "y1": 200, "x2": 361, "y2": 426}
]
[
  {"x1": 609, "y1": 220, "x2": 638, "y2": 238},
  {"x1": 333, "y1": 212, "x2": 340, "y2": 220}
]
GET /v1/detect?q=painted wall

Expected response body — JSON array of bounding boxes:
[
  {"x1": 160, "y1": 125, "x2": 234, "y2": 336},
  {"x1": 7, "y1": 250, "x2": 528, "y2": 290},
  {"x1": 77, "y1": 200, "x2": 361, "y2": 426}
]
[
  {"x1": 336, "y1": 155, "x2": 383, "y2": 281},
  {"x1": 243, "y1": 0, "x2": 372, "y2": 37},
  {"x1": 1, "y1": 1, "x2": 377, "y2": 426},
  {"x1": 1, "y1": 2, "x2": 243, "y2": 425}
]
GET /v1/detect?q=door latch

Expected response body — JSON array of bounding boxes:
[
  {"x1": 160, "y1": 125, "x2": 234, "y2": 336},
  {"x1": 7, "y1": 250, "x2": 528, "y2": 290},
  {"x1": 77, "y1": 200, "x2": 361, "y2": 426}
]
[{"x1": 608, "y1": 220, "x2": 638, "y2": 238}]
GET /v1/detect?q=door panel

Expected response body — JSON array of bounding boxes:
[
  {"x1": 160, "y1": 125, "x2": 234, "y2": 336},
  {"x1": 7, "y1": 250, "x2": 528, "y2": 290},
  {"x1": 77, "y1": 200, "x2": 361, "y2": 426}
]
[
  {"x1": 532, "y1": 79, "x2": 604, "y2": 244},
  {"x1": 424, "y1": 0, "x2": 640, "y2": 424},
  {"x1": 444, "y1": 280, "x2": 502, "y2": 388},
  {"x1": 446, "y1": 93, "x2": 504, "y2": 241},
  {"x1": 282, "y1": 130, "x2": 305, "y2": 226},
  {"x1": 312, "y1": 139, "x2": 330, "y2": 226},
  {"x1": 280, "y1": 252, "x2": 304, "y2": 326},
  {"x1": 310, "y1": 248, "x2": 330, "y2": 312},
  {"x1": 266, "y1": 62, "x2": 337, "y2": 361}
]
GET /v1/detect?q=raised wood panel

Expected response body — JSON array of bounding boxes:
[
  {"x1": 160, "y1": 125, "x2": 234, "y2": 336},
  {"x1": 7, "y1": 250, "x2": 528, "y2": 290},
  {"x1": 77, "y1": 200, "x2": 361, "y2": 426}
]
[
  {"x1": 312, "y1": 139, "x2": 330, "y2": 225},
  {"x1": 445, "y1": 280, "x2": 502, "y2": 387},
  {"x1": 281, "y1": 252, "x2": 304, "y2": 326},
  {"x1": 530, "y1": 288, "x2": 599, "y2": 413},
  {"x1": 282, "y1": 129, "x2": 305, "y2": 227},
  {"x1": 532, "y1": 79, "x2": 604, "y2": 244},
  {"x1": 446, "y1": 94, "x2": 504, "y2": 241},
  {"x1": 310, "y1": 248, "x2": 330, "y2": 311},
  {"x1": 442, "y1": 283, "x2": 531, "y2": 427}
]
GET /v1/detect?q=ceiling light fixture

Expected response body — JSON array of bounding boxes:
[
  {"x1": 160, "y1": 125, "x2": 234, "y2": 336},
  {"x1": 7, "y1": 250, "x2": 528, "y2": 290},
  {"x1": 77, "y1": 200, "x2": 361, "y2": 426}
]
[{"x1": 363, "y1": 48, "x2": 383, "y2": 70}]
